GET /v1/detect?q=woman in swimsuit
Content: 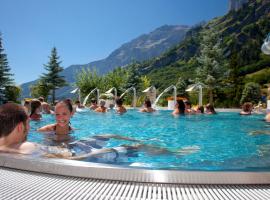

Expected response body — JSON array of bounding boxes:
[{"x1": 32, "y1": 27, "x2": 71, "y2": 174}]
[{"x1": 37, "y1": 100, "x2": 73, "y2": 135}]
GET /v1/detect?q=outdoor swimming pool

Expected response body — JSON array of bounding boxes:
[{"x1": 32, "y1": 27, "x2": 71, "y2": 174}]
[{"x1": 29, "y1": 109, "x2": 270, "y2": 171}]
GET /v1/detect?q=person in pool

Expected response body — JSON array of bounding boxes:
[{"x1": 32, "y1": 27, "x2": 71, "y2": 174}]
[
  {"x1": 205, "y1": 103, "x2": 216, "y2": 114},
  {"x1": 95, "y1": 99, "x2": 107, "y2": 113},
  {"x1": 184, "y1": 100, "x2": 195, "y2": 114},
  {"x1": 240, "y1": 102, "x2": 252, "y2": 115},
  {"x1": 37, "y1": 100, "x2": 74, "y2": 135},
  {"x1": 115, "y1": 97, "x2": 126, "y2": 114},
  {"x1": 89, "y1": 99, "x2": 98, "y2": 110},
  {"x1": 0, "y1": 102, "x2": 200, "y2": 161},
  {"x1": 30, "y1": 99, "x2": 42, "y2": 120},
  {"x1": 140, "y1": 99, "x2": 156, "y2": 113},
  {"x1": 75, "y1": 100, "x2": 85, "y2": 109},
  {"x1": 0, "y1": 102, "x2": 80, "y2": 157},
  {"x1": 172, "y1": 100, "x2": 185, "y2": 116},
  {"x1": 23, "y1": 100, "x2": 31, "y2": 115}
]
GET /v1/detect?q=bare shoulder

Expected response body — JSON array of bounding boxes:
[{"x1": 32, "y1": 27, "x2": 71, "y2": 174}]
[
  {"x1": 37, "y1": 124, "x2": 55, "y2": 132},
  {"x1": 172, "y1": 110, "x2": 179, "y2": 115},
  {"x1": 19, "y1": 142, "x2": 38, "y2": 154},
  {"x1": 140, "y1": 108, "x2": 146, "y2": 112}
]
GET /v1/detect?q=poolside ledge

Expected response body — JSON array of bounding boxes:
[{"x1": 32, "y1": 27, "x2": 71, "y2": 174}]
[{"x1": 0, "y1": 153, "x2": 270, "y2": 185}]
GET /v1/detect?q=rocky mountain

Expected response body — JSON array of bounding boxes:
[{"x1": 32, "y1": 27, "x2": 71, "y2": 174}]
[
  {"x1": 229, "y1": 0, "x2": 248, "y2": 11},
  {"x1": 21, "y1": 25, "x2": 189, "y2": 98}
]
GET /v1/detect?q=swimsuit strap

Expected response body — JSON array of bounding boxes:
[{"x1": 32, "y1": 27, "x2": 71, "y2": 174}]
[{"x1": 54, "y1": 124, "x2": 72, "y2": 134}]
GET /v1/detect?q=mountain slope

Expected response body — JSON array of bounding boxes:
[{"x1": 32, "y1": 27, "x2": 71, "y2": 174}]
[
  {"x1": 128, "y1": 0, "x2": 270, "y2": 105},
  {"x1": 21, "y1": 25, "x2": 189, "y2": 98}
]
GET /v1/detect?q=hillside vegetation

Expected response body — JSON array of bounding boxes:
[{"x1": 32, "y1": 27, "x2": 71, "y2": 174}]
[{"x1": 127, "y1": 0, "x2": 270, "y2": 107}]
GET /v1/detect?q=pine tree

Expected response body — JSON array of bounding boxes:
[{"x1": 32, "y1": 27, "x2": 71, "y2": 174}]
[
  {"x1": 196, "y1": 28, "x2": 228, "y2": 105},
  {"x1": 41, "y1": 47, "x2": 67, "y2": 103},
  {"x1": 30, "y1": 79, "x2": 51, "y2": 100},
  {"x1": 0, "y1": 33, "x2": 13, "y2": 104},
  {"x1": 126, "y1": 63, "x2": 141, "y2": 90}
]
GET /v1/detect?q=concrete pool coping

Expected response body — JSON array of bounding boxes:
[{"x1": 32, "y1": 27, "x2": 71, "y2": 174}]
[{"x1": 0, "y1": 153, "x2": 270, "y2": 184}]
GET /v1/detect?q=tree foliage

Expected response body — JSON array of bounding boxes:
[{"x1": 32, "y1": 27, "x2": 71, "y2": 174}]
[
  {"x1": 126, "y1": 63, "x2": 141, "y2": 91},
  {"x1": 240, "y1": 82, "x2": 261, "y2": 105},
  {"x1": 0, "y1": 33, "x2": 14, "y2": 104},
  {"x1": 40, "y1": 47, "x2": 67, "y2": 103},
  {"x1": 196, "y1": 28, "x2": 228, "y2": 105},
  {"x1": 103, "y1": 67, "x2": 129, "y2": 95},
  {"x1": 75, "y1": 68, "x2": 103, "y2": 98},
  {"x1": 30, "y1": 79, "x2": 51, "y2": 100},
  {"x1": 5, "y1": 85, "x2": 21, "y2": 103}
]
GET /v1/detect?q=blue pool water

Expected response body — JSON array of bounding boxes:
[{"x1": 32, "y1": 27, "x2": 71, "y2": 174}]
[{"x1": 29, "y1": 109, "x2": 270, "y2": 171}]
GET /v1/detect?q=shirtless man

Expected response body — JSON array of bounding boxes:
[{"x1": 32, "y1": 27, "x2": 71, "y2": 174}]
[
  {"x1": 95, "y1": 99, "x2": 107, "y2": 113},
  {"x1": 0, "y1": 103, "x2": 70, "y2": 157},
  {"x1": 0, "y1": 103, "x2": 38, "y2": 154}
]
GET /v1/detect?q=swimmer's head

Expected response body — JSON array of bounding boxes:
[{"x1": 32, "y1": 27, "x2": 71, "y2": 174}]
[
  {"x1": 0, "y1": 103, "x2": 29, "y2": 143},
  {"x1": 56, "y1": 100, "x2": 73, "y2": 114},
  {"x1": 54, "y1": 100, "x2": 73, "y2": 127},
  {"x1": 99, "y1": 99, "x2": 106, "y2": 107},
  {"x1": 115, "y1": 98, "x2": 123, "y2": 106},
  {"x1": 30, "y1": 99, "x2": 42, "y2": 116}
]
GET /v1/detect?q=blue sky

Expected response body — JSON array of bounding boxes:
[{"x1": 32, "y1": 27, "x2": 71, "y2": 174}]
[{"x1": 0, "y1": 0, "x2": 228, "y2": 85}]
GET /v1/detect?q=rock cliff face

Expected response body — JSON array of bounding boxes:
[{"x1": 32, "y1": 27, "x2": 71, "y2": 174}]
[{"x1": 229, "y1": 0, "x2": 248, "y2": 11}]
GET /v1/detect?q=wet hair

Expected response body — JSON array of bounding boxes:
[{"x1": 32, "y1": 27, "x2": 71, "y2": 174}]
[
  {"x1": 65, "y1": 98, "x2": 73, "y2": 104},
  {"x1": 91, "y1": 99, "x2": 97, "y2": 104},
  {"x1": 184, "y1": 101, "x2": 192, "y2": 107},
  {"x1": 54, "y1": 100, "x2": 59, "y2": 106},
  {"x1": 115, "y1": 98, "x2": 123, "y2": 106},
  {"x1": 56, "y1": 99, "x2": 73, "y2": 113},
  {"x1": 177, "y1": 100, "x2": 185, "y2": 114},
  {"x1": 242, "y1": 102, "x2": 252, "y2": 112},
  {"x1": 24, "y1": 100, "x2": 30, "y2": 106},
  {"x1": 99, "y1": 99, "x2": 106, "y2": 107},
  {"x1": 0, "y1": 103, "x2": 28, "y2": 137},
  {"x1": 144, "y1": 99, "x2": 152, "y2": 108},
  {"x1": 38, "y1": 97, "x2": 44, "y2": 102},
  {"x1": 206, "y1": 103, "x2": 216, "y2": 114},
  {"x1": 197, "y1": 106, "x2": 204, "y2": 114},
  {"x1": 30, "y1": 99, "x2": 41, "y2": 117},
  {"x1": 75, "y1": 100, "x2": 81, "y2": 104}
]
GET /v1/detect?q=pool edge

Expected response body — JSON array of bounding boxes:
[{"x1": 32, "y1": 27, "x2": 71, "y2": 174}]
[{"x1": 1, "y1": 153, "x2": 270, "y2": 184}]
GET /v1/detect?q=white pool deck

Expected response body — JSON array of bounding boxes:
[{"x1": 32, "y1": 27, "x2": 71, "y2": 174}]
[{"x1": 0, "y1": 153, "x2": 270, "y2": 200}]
